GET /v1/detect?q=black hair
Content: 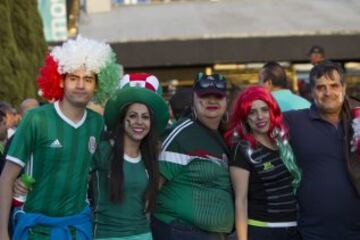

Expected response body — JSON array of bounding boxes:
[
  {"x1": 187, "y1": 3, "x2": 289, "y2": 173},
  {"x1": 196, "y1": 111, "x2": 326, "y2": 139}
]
[
  {"x1": 260, "y1": 61, "x2": 288, "y2": 89},
  {"x1": 169, "y1": 88, "x2": 193, "y2": 120},
  {"x1": 0, "y1": 109, "x2": 5, "y2": 122},
  {"x1": 109, "y1": 103, "x2": 160, "y2": 212},
  {"x1": 0, "y1": 101, "x2": 12, "y2": 114},
  {"x1": 309, "y1": 60, "x2": 344, "y2": 89},
  {"x1": 308, "y1": 45, "x2": 325, "y2": 56}
]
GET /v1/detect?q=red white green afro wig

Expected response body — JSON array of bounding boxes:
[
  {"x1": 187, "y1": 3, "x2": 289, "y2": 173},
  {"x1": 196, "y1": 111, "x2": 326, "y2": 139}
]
[{"x1": 37, "y1": 35, "x2": 121, "y2": 105}]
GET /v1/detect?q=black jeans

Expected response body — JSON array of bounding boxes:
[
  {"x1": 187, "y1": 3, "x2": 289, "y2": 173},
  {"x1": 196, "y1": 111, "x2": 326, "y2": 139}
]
[
  {"x1": 248, "y1": 225, "x2": 301, "y2": 240},
  {"x1": 151, "y1": 216, "x2": 228, "y2": 240}
]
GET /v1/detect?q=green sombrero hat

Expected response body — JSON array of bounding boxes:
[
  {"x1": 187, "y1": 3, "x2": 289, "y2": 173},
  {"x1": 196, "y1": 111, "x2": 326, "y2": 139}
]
[{"x1": 104, "y1": 73, "x2": 169, "y2": 134}]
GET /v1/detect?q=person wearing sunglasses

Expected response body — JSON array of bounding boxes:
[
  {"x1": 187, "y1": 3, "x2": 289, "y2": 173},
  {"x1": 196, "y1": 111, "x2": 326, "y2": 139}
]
[{"x1": 151, "y1": 73, "x2": 234, "y2": 240}]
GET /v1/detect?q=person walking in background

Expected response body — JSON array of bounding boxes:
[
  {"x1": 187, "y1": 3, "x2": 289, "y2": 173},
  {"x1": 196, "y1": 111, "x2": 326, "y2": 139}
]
[
  {"x1": 225, "y1": 86, "x2": 301, "y2": 240},
  {"x1": 0, "y1": 101, "x2": 17, "y2": 139},
  {"x1": 298, "y1": 45, "x2": 327, "y2": 102},
  {"x1": 0, "y1": 98, "x2": 40, "y2": 174},
  {"x1": 308, "y1": 45, "x2": 325, "y2": 66},
  {"x1": 0, "y1": 36, "x2": 120, "y2": 240},
  {"x1": 259, "y1": 61, "x2": 310, "y2": 112},
  {"x1": 285, "y1": 60, "x2": 360, "y2": 240},
  {"x1": 151, "y1": 72, "x2": 234, "y2": 240},
  {"x1": 92, "y1": 73, "x2": 169, "y2": 240},
  {"x1": 18, "y1": 99, "x2": 39, "y2": 117}
]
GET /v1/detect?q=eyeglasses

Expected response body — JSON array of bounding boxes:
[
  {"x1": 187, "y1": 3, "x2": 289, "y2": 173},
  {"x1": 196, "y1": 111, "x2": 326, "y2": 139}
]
[{"x1": 194, "y1": 73, "x2": 226, "y2": 90}]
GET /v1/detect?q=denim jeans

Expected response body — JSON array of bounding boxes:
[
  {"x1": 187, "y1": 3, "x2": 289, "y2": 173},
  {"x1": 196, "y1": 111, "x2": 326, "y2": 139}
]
[
  {"x1": 248, "y1": 225, "x2": 301, "y2": 240},
  {"x1": 151, "y1": 216, "x2": 228, "y2": 240}
]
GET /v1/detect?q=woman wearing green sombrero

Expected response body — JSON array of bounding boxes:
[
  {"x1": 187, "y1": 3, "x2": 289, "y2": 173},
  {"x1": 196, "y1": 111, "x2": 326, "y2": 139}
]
[{"x1": 91, "y1": 73, "x2": 169, "y2": 240}]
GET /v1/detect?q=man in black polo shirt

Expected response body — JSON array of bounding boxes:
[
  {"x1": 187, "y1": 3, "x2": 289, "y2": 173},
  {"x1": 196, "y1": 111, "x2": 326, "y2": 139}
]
[{"x1": 285, "y1": 60, "x2": 360, "y2": 240}]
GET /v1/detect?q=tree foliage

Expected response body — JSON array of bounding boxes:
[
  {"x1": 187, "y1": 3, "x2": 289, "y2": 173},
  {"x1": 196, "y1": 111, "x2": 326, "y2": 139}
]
[{"x1": 0, "y1": 0, "x2": 47, "y2": 106}]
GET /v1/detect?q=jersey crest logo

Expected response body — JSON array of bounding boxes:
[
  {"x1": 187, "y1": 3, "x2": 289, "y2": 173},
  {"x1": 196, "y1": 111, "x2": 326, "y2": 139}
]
[
  {"x1": 88, "y1": 136, "x2": 97, "y2": 154},
  {"x1": 50, "y1": 139, "x2": 62, "y2": 148},
  {"x1": 263, "y1": 161, "x2": 274, "y2": 171}
]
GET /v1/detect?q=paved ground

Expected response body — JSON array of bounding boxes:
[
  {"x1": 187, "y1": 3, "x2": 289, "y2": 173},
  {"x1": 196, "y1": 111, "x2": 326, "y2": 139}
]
[{"x1": 79, "y1": 0, "x2": 360, "y2": 43}]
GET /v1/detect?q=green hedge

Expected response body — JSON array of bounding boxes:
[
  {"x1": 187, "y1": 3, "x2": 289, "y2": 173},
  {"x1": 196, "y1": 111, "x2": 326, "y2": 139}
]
[{"x1": 0, "y1": 0, "x2": 47, "y2": 106}]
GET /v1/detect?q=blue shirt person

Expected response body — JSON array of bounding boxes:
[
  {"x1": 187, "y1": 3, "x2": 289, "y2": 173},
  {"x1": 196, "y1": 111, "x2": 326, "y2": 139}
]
[{"x1": 259, "y1": 61, "x2": 310, "y2": 112}]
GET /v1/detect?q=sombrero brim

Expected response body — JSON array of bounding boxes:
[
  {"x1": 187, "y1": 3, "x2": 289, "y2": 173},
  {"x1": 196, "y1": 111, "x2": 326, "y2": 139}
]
[{"x1": 104, "y1": 87, "x2": 169, "y2": 134}]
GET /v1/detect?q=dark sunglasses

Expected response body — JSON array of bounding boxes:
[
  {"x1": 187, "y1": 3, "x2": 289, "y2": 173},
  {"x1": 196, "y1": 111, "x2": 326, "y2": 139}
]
[{"x1": 195, "y1": 72, "x2": 226, "y2": 89}]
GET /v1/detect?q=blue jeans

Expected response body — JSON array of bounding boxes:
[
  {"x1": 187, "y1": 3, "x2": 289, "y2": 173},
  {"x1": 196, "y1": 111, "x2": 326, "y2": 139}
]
[
  {"x1": 151, "y1": 216, "x2": 228, "y2": 240},
  {"x1": 248, "y1": 225, "x2": 301, "y2": 240}
]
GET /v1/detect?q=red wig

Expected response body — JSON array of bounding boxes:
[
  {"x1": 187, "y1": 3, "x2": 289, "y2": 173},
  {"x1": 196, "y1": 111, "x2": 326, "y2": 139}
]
[
  {"x1": 37, "y1": 53, "x2": 64, "y2": 101},
  {"x1": 225, "y1": 86, "x2": 286, "y2": 147}
]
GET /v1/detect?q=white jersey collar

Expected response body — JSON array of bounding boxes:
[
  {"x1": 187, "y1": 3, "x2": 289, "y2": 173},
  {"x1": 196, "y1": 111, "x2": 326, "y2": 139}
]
[
  {"x1": 54, "y1": 101, "x2": 87, "y2": 129},
  {"x1": 124, "y1": 153, "x2": 141, "y2": 163}
]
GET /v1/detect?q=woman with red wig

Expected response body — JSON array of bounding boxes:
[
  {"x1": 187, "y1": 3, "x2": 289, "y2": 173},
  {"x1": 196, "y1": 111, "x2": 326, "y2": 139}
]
[{"x1": 225, "y1": 86, "x2": 301, "y2": 240}]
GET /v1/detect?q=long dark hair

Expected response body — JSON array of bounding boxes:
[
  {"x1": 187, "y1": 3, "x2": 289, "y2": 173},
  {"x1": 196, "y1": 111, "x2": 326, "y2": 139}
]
[{"x1": 109, "y1": 103, "x2": 160, "y2": 212}]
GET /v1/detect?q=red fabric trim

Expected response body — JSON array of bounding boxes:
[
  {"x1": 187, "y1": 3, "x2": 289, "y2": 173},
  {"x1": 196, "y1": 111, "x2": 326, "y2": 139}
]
[{"x1": 128, "y1": 73, "x2": 150, "y2": 81}]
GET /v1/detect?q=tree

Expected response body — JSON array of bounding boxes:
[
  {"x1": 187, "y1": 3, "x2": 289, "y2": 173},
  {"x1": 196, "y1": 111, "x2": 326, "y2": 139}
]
[{"x1": 0, "y1": 0, "x2": 47, "y2": 106}]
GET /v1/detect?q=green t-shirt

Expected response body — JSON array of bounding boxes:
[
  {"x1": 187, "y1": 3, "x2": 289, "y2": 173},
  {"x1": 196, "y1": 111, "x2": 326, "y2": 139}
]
[
  {"x1": 7, "y1": 101, "x2": 103, "y2": 216},
  {"x1": 93, "y1": 140, "x2": 150, "y2": 238},
  {"x1": 154, "y1": 118, "x2": 234, "y2": 233}
]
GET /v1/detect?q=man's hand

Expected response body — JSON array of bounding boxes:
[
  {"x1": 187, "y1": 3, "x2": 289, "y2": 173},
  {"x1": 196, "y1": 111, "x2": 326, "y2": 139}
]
[{"x1": 13, "y1": 177, "x2": 29, "y2": 196}]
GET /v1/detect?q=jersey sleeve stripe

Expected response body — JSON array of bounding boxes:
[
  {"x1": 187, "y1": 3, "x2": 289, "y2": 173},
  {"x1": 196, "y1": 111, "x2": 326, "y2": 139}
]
[
  {"x1": 159, "y1": 151, "x2": 194, "y2": 165},
  {"x1": 159, "y1": 151, "x2": 225, "y2": 166},
  {"x1": 25, "y1": 154, "x2": 34, "y2": 176},
  {"x1": 161, "y1": 119, "x2": 193, "y2": 150},
  {"x1": 6, "y1": 155, "x2": 25, "y2": 167}
]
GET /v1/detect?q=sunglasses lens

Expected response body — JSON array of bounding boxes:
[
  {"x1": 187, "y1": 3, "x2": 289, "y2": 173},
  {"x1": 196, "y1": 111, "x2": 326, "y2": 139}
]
[
  {"x1": 199, "y1": 78, "x2": 211, "y2": 88},
  {"x1": 195, "y1": 73, "x2": 226, "y2": 90},
  {"x1": 215, "y1": 81, "x2": 226, "y2": 89}
]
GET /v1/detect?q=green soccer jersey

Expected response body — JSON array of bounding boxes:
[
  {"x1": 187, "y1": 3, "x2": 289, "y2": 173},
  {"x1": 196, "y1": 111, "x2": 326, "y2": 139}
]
[
  {"x1": 7, "y1": 101, "x2": 104, "y2": 217},
  {"x1": 154, "y1": 118, "x2": 234, "y2": 233},
  {"x1": 93, "y1": 140, "x2": 150, "y2": 238}
]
